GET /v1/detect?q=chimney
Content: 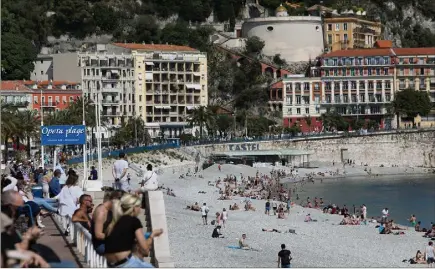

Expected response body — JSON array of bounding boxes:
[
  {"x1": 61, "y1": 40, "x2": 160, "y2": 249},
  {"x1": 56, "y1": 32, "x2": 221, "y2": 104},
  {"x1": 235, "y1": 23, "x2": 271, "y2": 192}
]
[{"x1": 47, "y1": 84, "x2": 52, "y2": 90}]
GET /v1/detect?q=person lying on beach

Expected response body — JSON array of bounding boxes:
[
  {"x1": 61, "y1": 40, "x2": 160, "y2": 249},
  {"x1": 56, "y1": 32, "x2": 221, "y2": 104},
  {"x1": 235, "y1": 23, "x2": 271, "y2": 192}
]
[
  {"x1": 277, "y1": 207, "x2": 286, "y2": 219},
  {"x1": 212, "y1": 226, "x2": 224, "y2": 238},
  {"x1": 424, "y1": 224, "x2": 435, "y2": 238},
  {"x1": 415, "y1": 250, "x2": 427, "y2": 264},
  {"x1": 186, "y1": 202, "x2": 201, "y2": 211}
]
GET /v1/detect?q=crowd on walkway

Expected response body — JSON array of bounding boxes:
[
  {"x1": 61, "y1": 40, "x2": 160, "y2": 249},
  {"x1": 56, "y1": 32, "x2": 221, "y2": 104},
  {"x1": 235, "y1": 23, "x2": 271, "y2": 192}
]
[{"x1": 1, "y1": 152, "x2": 163, "y2": 268}]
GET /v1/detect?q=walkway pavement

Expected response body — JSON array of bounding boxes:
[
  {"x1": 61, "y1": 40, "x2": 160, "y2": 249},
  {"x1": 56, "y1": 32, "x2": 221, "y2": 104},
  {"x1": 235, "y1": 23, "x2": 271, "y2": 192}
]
[{"x1": 37, "y1": 216, "x2": 81, "y2": 267}]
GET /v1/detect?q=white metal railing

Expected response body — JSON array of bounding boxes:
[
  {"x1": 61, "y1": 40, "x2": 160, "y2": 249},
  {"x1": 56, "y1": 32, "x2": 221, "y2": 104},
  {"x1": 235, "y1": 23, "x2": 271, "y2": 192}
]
[{"x1": 54, "y1": 215, "x2": 107, "y2": 268}]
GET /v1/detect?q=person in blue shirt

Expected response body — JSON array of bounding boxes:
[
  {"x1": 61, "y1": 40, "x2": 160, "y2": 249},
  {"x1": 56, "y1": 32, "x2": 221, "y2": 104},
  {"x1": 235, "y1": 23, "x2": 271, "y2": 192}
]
[
  {"x1": 90, "y1": 166, "x2": 98, "y2": 180},
  {"x1": 49, "y1": 169, "x2": 62, "y2": 197}
]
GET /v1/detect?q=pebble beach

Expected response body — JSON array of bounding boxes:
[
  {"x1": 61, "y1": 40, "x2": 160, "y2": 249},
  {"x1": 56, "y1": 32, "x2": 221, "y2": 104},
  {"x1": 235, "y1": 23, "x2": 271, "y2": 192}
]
[{"x1": 75, "y1": 150, "x2": 433, "y2": 268}]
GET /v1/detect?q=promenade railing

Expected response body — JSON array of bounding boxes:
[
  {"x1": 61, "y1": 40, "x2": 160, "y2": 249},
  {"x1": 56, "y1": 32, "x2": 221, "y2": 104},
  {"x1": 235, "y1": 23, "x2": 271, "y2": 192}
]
[
  {"x1": 53, "y1": 215, "x2": 107, "y2": 268},
  {"x1": 66, "y1": 128, "x2": 435, "y2": 164}
]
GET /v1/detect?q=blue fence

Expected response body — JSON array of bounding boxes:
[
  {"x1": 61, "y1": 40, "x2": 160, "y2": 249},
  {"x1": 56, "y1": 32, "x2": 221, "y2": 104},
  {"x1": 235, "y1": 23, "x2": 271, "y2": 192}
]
[{"x1": 67, "y1": 143, "x2": 179, "y2": 165}]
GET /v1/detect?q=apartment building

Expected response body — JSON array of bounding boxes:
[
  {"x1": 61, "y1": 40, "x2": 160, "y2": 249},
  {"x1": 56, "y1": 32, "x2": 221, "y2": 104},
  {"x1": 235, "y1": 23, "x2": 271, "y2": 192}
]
[
  {"x1": 282, "y1": 46, "x2": 435, "y2": 131},
  {"x1": 282, "y1": 75, "x2": 324, "y2": 132},
  {"x1": 31, "y1": 52, "x2": 81, "y2": 83},
  {"x1": 393, "y1": 48, "x2": 435, "y2": 103},
  {"x1": 78, "y1": 43, "x2": 208, "y2": 138},
  {"x1": 0, "y1": 81, "x2": 33, "y2": 111},
  {"x1": 324, "y1": 16, "x2": 382, "y2": 52},
  {"x1": 26, "y1": 81, "x2": 82, "y2": 114}
]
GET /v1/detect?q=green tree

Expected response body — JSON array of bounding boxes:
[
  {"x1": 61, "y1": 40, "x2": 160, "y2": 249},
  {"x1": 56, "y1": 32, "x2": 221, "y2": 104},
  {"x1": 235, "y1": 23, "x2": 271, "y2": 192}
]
[
  {"x1": 52, "y1": 0, "x2": 95, "y2": 38},
  {"x1": 1, "y1": 33, "x2": 37, "y2": 80},
  {"x1": 245, "y1": 36, "x2": 265, "y2": 56},
  {"x1": 215, "y1": 114, "x2": 232, "y2": 137},
  {"x1": 0, "y1": 104, "x2": 19, "y2": 161},
  {"x1": 188, "y1": 106, "x2": 216, "y2": 138},
  {"x1": 389, "y1": 88, "x2": 432, "y2": 128},
  {"x1": 273, "y1": 54, "x2": 287, "y2": 67},
  {"x1": 178, "y1": 0, "x2": 213, "y2": 22},
  {"x1": 321, "y1": 111, "x2": 349, "y2": 131},
  {"x1": 304, "y1": 115, "x2": 312, "y2": 132},
  {"x1": 92, "y1": 3, "x2": 119, "y2": 33},
  {"x1": 19, "y1": 110, "x2": 40, "y2": 158}
]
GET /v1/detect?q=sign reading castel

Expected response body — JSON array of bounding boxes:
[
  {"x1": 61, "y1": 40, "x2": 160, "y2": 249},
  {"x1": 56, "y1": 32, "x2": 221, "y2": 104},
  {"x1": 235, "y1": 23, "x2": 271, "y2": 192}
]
[{"x1": 228, "y1": 143, "x2": 260, "y2": 151}]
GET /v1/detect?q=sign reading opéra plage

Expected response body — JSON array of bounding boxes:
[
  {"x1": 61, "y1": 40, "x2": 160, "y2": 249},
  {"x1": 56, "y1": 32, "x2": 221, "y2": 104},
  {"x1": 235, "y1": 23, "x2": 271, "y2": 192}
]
[
  {"x1": 40, "y1": 125, "x2": 86, "y2": 146},
  {"x1": 228, "y1": 143, "x2": 260, "y2": 151}
]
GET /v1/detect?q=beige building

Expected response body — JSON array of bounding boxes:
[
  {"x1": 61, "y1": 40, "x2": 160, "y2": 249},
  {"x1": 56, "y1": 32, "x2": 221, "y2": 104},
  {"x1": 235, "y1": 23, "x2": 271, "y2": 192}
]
[
  {"x1": 78, "y1": 43, "x2": 208, "y2": 138},
  {"x1": 324, "y1": 16, "x2": 382, "y2": 52},
  {"x1": 31, "y1": 52, "x2": 81, "y2": 83}
]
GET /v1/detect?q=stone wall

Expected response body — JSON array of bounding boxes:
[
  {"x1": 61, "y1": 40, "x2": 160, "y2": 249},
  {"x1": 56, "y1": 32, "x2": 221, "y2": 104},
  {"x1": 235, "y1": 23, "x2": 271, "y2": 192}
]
[{"x1": 192, "y1": 131, "x2": 435, "y2": 167}]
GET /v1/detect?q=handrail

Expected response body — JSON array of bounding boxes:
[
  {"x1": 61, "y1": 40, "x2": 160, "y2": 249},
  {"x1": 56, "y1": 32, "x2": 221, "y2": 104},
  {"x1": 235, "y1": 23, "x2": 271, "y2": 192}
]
[{"x1": 53, "y1": 215, "x2": 107, "y2": 268}]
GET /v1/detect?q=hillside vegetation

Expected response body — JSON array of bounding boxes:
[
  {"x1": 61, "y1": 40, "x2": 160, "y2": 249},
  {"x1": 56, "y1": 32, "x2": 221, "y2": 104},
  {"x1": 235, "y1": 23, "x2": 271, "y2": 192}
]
[{"x1": 1, "y1": 0, "x2": 434, "y2": 80}]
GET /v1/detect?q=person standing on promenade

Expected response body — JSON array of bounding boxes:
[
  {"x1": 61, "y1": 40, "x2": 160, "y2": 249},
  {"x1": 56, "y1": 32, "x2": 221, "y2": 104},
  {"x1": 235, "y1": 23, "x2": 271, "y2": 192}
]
[
  {"x1": 425, "y1": 241, "x2": 435, "y2": 267},
  {"x1": 381, "y1": 208, "x2": 389, "y2": 223},
  {"x1": 362, "y1": 204, "x2": 367, "y2": 220},
  {"x1": 201, "y1": 203, "x2": 209, "y2": 225},
  {"x1": 112, "y1": 152, "x2": 129, "y2": 192},
  {"x1": 221, "y1": 208, "x2": 228, "y2": 228},
  {"x1": 141, "y1": 164, "x2": 158, "y2": 192},
  {"x1": 272, "y1": 198, "x2": 278, "y2": 215},
  {"x1": 278, "y1": 244, "x2": 292, "y2": 268}
]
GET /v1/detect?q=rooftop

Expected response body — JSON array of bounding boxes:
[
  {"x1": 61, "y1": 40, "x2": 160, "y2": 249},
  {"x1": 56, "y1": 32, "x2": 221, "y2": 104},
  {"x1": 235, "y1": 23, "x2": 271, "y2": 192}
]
[
  {"x1": 323, "y1": 47, "x2": 435, "y2": 58},
  {"x1": 112, "y1": 43, "x2": 198, "y2": 52},
  {"x1": 0, "y1": 81, "x2": 32, "y2": 93},
  {"x1": 374, "y1": 40, "x2": 393, "y2": 49}
]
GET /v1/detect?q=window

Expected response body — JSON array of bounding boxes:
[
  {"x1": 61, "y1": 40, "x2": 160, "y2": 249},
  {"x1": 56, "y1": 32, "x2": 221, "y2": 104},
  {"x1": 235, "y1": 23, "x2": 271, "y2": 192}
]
[
  {"x1": 55, "y1": 96, "x2": 60, "y2": 103},
  {"x1": 139, "y1": 95, "x2": 142, "y2": 102},
  {"x1": 343, "y1": 23, "x2": 348, "y2": 30},
  {"x1": 325, "y1": 82, "x2": 331, "y2": 90},
  {"x1": 343, "y1": 81, "x2": 349, "y2": 90},
  {"x1": 376, "y1": 68, "x2": 381, "y2": 76},
  {"x1": 327, "y1": 24, "x2": 332, "y2": 31},
  {"x1": 384, "y1": 68, "x2": 389, "y2": 75},
  {"x1": 368, "y1": 69, "x2": 372, "y2": 76},
  {"x1": 305, "y1": 108, "x2": 309, "y2": 114},
  {"x1": 385, "y1": 81, "x2": 391, "y2": 89},
  {"x1": 296, "y1": 108, "x2": 301, "y2": 114},
  {"x1": 334, "y1": 82, "x2": 340, "y2": 89},
  {"x1": 296, "y1": 96, "x2": 301, "y2": 104},
  {"x1": 314, "y1": 95, "x2": 320, "y2": 103},
  {"x1": 287, "y1": 108, "x2": 292, "y2": 114},
  {"x1": 351, "y1": 68, "x2": 355, "y2": 76},
  {"x1": 286, "y1": 96, "x2": 292, "y2": 104},
  {"x1": 344, "y1": 34, "x2": 348, "y2": 41},
  {"x1": 351, "y1": 81, "x2": 357, "y2": 89},
  {"x1": 359, "y1": 81, "x2": 365, "y2": 89},
  {"x1": 409, "y1": 68, "x2": 414, "y2": 75},
  {"x1": 69, "y1": 97, "x2": 73, "y2": 102},
  {"x1": 335, "y1": 24, "x2": 340, "y2": 31},
  {"x1": 328, "y1": 34, "x2": 333, "y2": 44},
  {"x1": 34, "y1": 96, "x2": 38, "y2": 104},
  {"x1": 420, "y1": 68, "x2": 425, "y2": 75},
  {"x1": 333, "y1": 69, "x2": 338, "y2": 76}
]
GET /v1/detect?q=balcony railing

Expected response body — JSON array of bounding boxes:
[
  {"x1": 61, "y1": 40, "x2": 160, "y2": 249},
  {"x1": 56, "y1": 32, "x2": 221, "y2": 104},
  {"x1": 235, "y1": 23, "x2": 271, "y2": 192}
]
[{"x1": 40, "y1": 102, "x2": 57, "y2": 107}]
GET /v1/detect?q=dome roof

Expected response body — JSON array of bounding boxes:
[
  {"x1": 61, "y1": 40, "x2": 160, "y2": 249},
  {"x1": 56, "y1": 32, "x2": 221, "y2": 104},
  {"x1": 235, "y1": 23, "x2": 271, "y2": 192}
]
[{"x1": 276, "y1": 4, "x2": 287, "y2": 12}]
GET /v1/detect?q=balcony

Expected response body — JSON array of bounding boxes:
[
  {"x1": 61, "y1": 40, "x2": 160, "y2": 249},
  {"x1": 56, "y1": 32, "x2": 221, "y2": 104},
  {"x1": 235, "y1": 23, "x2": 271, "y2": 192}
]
[
  {"x1": 41, "y1": 102, "x2": 57, "y2": 107},
  {"x1": 103, "y1": 111, "x2": 121, "y2": 116},
  {"x1": 2, "y1": 101, "x2": 29, "y2": 107},
  {"x1": 102, "y1": 76, "x2": 120, "y2": 81},
  {"x1": 102, "y1": 100, "x2": 120, "y2": 105},
  {"x1": 102, "y1": 88, "x2": 120, "y2": 93}
]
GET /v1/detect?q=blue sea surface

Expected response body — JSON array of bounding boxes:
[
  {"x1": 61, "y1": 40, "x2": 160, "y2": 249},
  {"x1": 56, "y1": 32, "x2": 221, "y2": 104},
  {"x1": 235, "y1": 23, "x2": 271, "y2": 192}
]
[{"x1": 294, "y1": 176, "x2": 435, "y2": 227}]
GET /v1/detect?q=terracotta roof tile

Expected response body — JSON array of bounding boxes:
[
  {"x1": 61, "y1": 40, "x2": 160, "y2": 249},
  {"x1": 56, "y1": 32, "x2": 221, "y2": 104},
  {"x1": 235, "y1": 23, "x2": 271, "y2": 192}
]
[
  {"x1": 393, "y1": 47, "x2": 435, "y2": 56},
  {"x1": 112, "y1": 43, "x2": 198, "y2": 52},
  {"x1": 0, "y1": 81, "x2": 32, "y2": 93},
  {"x1": 374, "y1": 40, "x2": 392, "y2": 49},
  {"x1": 22, "y1": 80, "x2": 79, "y2": 86},
  {"x1": 323, "y1": 48, "x2": 393, "y2": 58}
]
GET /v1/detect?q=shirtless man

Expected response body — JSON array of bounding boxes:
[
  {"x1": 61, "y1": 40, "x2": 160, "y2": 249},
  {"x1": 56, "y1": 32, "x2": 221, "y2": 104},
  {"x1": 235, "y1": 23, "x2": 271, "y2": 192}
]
[{"x1": 72, "y1": 194, "x2": 94, "y2": 231}]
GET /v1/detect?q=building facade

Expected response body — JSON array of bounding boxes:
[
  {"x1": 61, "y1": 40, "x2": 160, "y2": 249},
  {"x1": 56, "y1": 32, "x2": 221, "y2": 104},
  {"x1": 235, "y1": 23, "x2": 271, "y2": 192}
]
[
  {"x1": 31, "y1": 52, "x2": 81, "y2": 83},
  {"x1": 27, "y1": 81, "x2": 82, "y2": 115},
  {"x1": 282, "y1": 46, "x2": 435, "y2": 132},
  {"x1": 78, "y1": 43, "x2": 208, "y2": 138},
  {"x1": 324, "y1": 16, "x2": 382, "y2": 52},
  {"x1": 0, "y1": 81, "x2": 33, "y2": 111}
]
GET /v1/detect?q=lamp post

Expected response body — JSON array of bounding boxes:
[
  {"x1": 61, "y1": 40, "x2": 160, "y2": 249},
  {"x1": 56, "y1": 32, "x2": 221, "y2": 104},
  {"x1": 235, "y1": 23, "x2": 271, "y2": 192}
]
[{"x1": 40, "y1": 88, "x2": 45, "y2": 169}]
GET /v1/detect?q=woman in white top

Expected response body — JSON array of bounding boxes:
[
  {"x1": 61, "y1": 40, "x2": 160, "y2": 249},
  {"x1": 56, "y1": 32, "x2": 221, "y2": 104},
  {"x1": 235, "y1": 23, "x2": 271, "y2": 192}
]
[{"x1": 58, "y1": 174, "x2": 83, "y2": 218}]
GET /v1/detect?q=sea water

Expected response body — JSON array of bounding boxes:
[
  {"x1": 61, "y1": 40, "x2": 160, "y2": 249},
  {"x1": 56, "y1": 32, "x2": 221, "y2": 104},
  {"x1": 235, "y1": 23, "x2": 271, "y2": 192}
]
[{"x1": 293, "y1": 175, "x2": 435, "y2": 227}]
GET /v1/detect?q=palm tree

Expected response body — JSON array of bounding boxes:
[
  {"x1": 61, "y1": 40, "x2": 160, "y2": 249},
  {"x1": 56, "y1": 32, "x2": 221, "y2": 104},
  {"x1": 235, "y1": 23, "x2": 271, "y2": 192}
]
[
  {"x1": 18, "y1": 110, "x2": 39, "y2": 158},
  {"x1": 1, "y1": 104, "x2": 19, "y2": 161},
  {"x1": 188, "y1": 106, "x2": 216, "y2": 138},
  {"x1": 304, "y1": 115, "x2": 312, "y2": 133}
]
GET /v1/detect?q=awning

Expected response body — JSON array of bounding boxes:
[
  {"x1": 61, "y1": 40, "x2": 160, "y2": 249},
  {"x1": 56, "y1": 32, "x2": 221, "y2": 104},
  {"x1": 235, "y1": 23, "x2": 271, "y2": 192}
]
[
  {"x1": 194, "y1": 85, "x2": 201, "y2": 90},
  {"x1": 163, "y1": 106, "x2": 171, "y2": 109},
  {"x1": 187, "y1": 106, "x2": 193, "y2": 110},
  {"x1": 145, "y1": 73, "x2": 153, "y2": 80},
  {"x1": 155, "y1": 106, "x2": 163, "y2": 109},
  {"x1": 145, "y1": 62, "x2": 154, "y2": 65},
  {"x1": 193, "y1": 74, "x2": 201, "y2": 77},
  {"x1": 111, "y1": 70, "x2": 119, "y2": 74},
  {"x1": 186, "y1": 84, "x2": 201, "y2": 90}
]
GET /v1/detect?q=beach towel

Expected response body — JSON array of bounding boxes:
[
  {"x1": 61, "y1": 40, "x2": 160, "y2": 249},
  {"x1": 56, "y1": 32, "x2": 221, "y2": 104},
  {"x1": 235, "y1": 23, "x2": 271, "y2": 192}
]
[{"x1": 227, "y1": 246, "x2": 241, "y2": 249}]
